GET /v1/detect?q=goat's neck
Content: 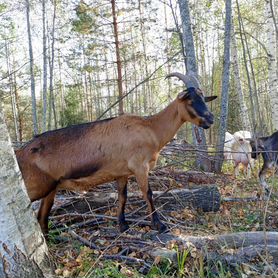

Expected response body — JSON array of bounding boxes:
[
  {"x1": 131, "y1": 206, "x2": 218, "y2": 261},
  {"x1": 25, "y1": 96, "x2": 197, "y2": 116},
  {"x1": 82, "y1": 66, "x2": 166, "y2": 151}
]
[{"x1": 149, "y1": 99, "x2": 184, "y2": 150}]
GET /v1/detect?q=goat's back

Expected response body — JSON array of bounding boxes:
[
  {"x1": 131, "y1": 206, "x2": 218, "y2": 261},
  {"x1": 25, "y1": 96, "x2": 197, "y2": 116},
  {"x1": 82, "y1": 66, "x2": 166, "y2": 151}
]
[{"x1": 16, "y1": 115, "x2": 160, "y2": 198}]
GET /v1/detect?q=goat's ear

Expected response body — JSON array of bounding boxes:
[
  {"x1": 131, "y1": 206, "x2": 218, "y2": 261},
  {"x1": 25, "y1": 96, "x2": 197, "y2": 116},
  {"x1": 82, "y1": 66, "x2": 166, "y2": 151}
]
[
  {"x1": 178, "y1": 91, "x2": 190, "y2": 100},
  {"x1": 204, "y1": 96, "x2": 217, "y2": 102},
  {"x1": 30, "y1": 142, "x2": 45, "y2": 154}
]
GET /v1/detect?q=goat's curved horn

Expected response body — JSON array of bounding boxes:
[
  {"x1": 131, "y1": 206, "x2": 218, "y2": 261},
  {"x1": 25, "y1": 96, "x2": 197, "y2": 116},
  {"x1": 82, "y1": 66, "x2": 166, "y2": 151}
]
[
  {"x1": 187, "y1": 71, "x2": 201, "y2": 88},
  {"x1": 166, "y1": 72, "x2": 199, "y2": 88}
]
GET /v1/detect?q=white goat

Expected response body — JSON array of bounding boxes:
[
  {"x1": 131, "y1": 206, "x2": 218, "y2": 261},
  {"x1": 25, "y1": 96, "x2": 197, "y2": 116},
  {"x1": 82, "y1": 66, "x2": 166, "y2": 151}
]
[{"x1": 231, "y1": 130, "x2": 253, "y2": 178}]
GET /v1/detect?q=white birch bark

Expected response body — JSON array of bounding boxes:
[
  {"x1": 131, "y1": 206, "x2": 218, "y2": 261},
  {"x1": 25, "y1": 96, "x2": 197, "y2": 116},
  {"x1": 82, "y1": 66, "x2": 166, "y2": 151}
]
[
  {"x1": 26, "y1": 0, "x2": 38, "y2": 135},
  {"x1": 266, "y1": 0, "x2": 278, "y2": 131},
  {"x1": 215, "y1": 0, "x2": 232, "y2": 172},
  {"x1": 42, "y1": 0, "x2": 48, "y2": 132},
  {"x1": 0, "y1": 106, "x2": 53, "y2": 277},
  {"x1": 4, "y1": 40, "x2": 20, "y2": 141}
]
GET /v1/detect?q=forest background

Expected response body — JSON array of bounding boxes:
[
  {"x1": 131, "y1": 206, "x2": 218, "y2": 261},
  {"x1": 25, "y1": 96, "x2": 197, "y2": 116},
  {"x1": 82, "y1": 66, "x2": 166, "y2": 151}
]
[{"x1": 1, "y1": 0, "x2": 277, "y2": 147}]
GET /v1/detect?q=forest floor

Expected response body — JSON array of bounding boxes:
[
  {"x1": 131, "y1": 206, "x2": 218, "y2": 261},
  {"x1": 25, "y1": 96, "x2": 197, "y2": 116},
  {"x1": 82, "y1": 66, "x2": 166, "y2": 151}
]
[{"x1": 46, "y1": 142, "x2": 278, "y2": 278}]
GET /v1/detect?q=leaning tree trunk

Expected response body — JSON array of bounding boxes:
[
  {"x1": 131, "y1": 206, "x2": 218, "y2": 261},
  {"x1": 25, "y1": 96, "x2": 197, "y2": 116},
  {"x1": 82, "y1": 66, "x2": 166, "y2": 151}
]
[
  {"x1": 26, "y1": 0, "x2": 38, "y2": 135},
  {"x1": 266, "y1": 0, "x2": 278, "y2": 131},
  {"x1": 178, "y1": 0, "x2": 211, "y2": 171},
  {"x1": 0, "y1": 106, "x2": 53, "y2": 277},
  {"x1": 215, "y1": 0, "x2": 232, "y2": 172}
]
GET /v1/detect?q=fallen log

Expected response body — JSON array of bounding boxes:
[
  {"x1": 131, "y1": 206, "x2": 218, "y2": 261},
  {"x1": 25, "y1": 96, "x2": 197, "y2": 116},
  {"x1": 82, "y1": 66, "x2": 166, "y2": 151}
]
[
  {"x1": 52, "y1": 186, "x2": 221, "y2": 215},
  {"x1": 148, "y1": 231, "x2": 278, "y2": 266},
  {"x1": 151, "y1": 231, "x2": 278, "y2": 250},
  {"x1": 150, "y1": 168, "x2": 217, "y2": 185},
  {"x1": 209, "y1": 244, "x2": 278, "y2": 265},
  {"x1": 222, "y1": 196, "x2": 261, "y2": 202}
]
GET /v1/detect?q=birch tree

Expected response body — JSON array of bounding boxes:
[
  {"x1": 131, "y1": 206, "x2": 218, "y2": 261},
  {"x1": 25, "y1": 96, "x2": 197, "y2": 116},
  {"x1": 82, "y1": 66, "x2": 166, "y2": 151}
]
[
  {"x1": 266, "y1": 0, "x2": 278, "y2": 131},
  {"x1": 4, "y1": 38, "x2": 20, "y2": 141},
  {"x1": 215, "y1": 0, "x2": 232, "y2": 172},
  {"x1": 178, "y1": 0, "x2": 210, "y2": 171},
  {"x1": 236, "y1": 0, "x2": 259, "y2": 132},
  {"x1": 231, "y1": 22, "x2": 251, "y2": 131},
  {"x1": 42, "y1": 0, "x2": 47, "y2": 132},
  {"x1": 0, "y1": 105, "x2": 53, "y2": 278},
  {"x1": 26, "y1": 0, "x2": 38, "y2": 135},
  {"x1": 111, "y1": 0, "x2": 124, "y2": 115},
  {"x1": 48, "y1": 0, "x2": 57, "y2": 129}
]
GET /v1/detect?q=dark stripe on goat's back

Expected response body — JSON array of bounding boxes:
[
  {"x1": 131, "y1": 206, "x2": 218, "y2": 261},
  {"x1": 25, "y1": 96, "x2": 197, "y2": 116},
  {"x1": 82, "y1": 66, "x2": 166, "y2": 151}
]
[{"x1": 25, "y1": 117, "x2": 116, "y2": 147}]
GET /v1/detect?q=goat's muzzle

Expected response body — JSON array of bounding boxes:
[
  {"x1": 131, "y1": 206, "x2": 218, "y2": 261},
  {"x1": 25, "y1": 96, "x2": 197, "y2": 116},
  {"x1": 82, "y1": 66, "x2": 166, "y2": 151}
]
[{"x1": 200, "y1": 112, "x2": 214, "y2": 129}]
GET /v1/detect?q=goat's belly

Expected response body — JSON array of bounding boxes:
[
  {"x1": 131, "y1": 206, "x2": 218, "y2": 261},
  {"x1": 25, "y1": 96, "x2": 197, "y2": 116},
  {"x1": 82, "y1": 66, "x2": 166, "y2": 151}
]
[
  {"x1": 57, "y1": 171, "x2": 132, "y2": 192},
  {"x1": 233, "y1": 153, "x2": 249, "y2": 164}
]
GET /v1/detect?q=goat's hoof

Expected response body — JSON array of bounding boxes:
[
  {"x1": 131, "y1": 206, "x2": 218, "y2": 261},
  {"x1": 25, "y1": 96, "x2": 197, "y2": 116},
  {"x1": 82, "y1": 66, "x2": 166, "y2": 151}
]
[
  {"x1": 152, "y1": 221, "x2": 168, "y2": 233},
  {"x1": 119, "y1": 222, "x2": 129, "y2": 233},
  {"x1": 40, "y1": 228, "x2": 49, "y2": 240}
]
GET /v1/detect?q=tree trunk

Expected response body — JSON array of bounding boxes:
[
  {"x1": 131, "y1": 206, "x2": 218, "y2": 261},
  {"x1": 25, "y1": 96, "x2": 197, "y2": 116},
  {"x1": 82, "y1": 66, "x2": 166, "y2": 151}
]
[
  {"x1": 104, "y1": 51, "x2": 112, "y2": 117},
  {"x1": 215, "y1": 0, "x2": 232, "y2": 172},
  {"x1": 88, "y1": 70, "x2": 93, "y2": 121},
  {"x1": 26, "y1": 0, "x2": 38, "y2": 135},
  {"x1": 82, "y1": 41, "x2": 90, "y2": 121},
  {"x1": 150, "y1": 231, "x2": 278, "y2": 266},
  {"x1": 236, "y1": 0, "x2": 256, "y2": 132},
  {"x1": 48, "y1": 0, "x2": 57, "y2": 130},
  {"x1": 231, "y1": 22, "x2": 251, "y2": 131},
  {"x1": 164, "y1": 2, "x2": 172, "y2": 102},
  {"x1": 42, "y1": 0, "x2": 48, "y2": 132},
  {"x1": 239, "y1": 18, "x2": 263, "y2": 133},
  {"x1": 13, "y1": 71, "x2": 23, "y2": 141},
  {"x1": 266, "y1": 0, "x2": 278, "y2": 131},
  {"x1": 0, "y1": 106, "x2": 53, "y2": 278},
  {"x1": 111, "y1": 0, "x2": 124, "y2": 115},
  {"x1": 178, "y1": 0, "x2": 210, "y2": 171},
  {"x1": 4, "y1": 39, "x2": 20, "y2": 141},
  {"x1": 138, "y1": 0, "x2": 151, "y2": 111},
  {"x1": 58, "y1": 49, "x2": 65, "y2": 119}
]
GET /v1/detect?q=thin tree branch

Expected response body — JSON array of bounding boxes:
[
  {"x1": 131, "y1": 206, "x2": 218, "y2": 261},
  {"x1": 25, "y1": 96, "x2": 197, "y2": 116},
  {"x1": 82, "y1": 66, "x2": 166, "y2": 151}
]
[{"x1": 97, "y1": 51, "x2": 181, "y2": 119}]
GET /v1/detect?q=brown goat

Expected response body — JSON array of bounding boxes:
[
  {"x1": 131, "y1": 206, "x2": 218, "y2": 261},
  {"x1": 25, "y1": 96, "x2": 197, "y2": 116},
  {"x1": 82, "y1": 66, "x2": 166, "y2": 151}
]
[{"x1": 16, "y1": 72, "x2": 217, "y2": 234}]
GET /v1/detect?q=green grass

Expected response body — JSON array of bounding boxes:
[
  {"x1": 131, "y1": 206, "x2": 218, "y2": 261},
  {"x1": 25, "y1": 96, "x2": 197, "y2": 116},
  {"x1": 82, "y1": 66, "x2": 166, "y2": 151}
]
[{"x1": 85, "y1": 263, "x2": 127, "y2": 278}]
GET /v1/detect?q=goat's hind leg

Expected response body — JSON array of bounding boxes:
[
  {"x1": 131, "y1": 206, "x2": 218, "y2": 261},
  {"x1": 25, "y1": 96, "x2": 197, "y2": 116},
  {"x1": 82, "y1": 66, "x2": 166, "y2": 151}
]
[
  {"x1": 259, "y1": 162, "x2": 270, "y2": 195},
  {"x1": 117, "y1": 177, "x2": 129, "y2": 232}
]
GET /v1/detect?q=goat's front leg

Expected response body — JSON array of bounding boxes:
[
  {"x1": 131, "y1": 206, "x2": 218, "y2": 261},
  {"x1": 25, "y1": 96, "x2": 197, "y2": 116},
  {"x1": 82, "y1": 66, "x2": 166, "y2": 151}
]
[
  {"x1": 117, "y1": 177, "x2": 129, "y2": 232},
  {"x1": 38, "y1": 188, "x2": 57, "y2": 236},
  {"x1": 234, "y1": 162, "x2": 240, "y2": 177},
  {"x1": 259, "y1": 162, "x2": 270, "y2": 194},
  {"x1": 135, "y1": 168, "x2": 167, "y2": 233},
  {"x1": 246, "y1": 163, "x2": 251, "y2": 179}
]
